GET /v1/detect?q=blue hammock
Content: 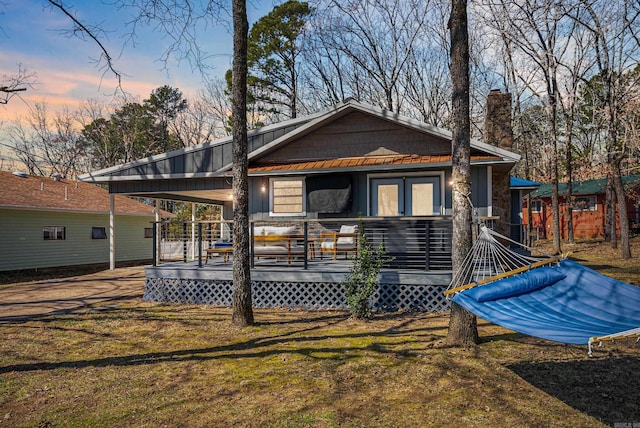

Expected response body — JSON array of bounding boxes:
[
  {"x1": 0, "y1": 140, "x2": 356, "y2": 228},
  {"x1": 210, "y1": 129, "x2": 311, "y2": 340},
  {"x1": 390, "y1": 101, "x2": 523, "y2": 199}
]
[{"x1": 452, "y1": 259, "x2": 640, "y2": 347}]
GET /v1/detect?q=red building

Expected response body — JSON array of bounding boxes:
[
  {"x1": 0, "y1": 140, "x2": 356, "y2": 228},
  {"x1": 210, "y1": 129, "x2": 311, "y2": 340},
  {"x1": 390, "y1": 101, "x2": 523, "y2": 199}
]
[{"x1": 523, "y1": 175, "x2": 640, "y2": 240}]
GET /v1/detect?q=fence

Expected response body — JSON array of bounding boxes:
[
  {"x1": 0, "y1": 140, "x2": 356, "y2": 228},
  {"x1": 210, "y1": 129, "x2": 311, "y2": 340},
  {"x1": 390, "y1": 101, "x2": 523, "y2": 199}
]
[{"x1": 151, "y1": 217, "x2": 453, "y2": 271}]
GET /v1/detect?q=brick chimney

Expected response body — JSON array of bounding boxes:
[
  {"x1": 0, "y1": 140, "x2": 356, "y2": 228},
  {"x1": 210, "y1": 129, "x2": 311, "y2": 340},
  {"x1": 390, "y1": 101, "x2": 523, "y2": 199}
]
[{"x1": 484, "y1": 89, "x2": 513, "y2": 150}]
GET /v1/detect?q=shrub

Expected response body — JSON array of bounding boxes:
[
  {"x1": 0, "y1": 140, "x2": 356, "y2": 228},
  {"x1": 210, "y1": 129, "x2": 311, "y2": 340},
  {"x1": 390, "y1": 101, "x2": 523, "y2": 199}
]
[{"x1": 342, "y1": 223, "x2": 388, "y2": 319}]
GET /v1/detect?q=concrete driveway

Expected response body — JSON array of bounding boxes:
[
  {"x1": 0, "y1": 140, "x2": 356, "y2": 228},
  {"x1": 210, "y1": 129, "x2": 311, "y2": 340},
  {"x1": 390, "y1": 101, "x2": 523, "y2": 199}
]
[{"x1": 0, "y1": 266, "x2": 146, "y2": 323}]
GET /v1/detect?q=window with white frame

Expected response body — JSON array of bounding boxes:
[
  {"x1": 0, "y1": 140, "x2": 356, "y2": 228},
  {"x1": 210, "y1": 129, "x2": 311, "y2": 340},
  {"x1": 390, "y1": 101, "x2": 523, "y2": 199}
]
[
  {"x1": 530, "y1": 200, "x2": 542, "y2": 213},
  {"x1": 43, "y1": 226, "x2": 66, "y2": 240},
  {"x1": 574, "y1": 196, "x2": 597, "y2": 211},
  {"x1": 270, "y1": 177, "x2": 305, "y2": 216}
]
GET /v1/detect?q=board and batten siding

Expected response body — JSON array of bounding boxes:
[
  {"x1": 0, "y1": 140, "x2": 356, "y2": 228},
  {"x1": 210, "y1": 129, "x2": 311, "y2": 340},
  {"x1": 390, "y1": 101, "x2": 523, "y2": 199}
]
[{"x1": 0, "y1": 209, "x2": 154, "y2": 271}]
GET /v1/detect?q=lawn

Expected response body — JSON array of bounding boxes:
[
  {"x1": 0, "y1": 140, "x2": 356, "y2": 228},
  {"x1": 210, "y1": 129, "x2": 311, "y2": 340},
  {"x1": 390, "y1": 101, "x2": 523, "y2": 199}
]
[{"x1": 1, "y1": 239, "x2": 639, "y2": 427}]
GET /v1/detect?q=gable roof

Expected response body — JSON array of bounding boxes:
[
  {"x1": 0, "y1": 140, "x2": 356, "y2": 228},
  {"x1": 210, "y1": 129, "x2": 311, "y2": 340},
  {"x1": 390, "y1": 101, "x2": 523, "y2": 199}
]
[
  {"x1": 531, "y1": 174, "x2": 640, "y2": 198},
  {"x1": 79, "y1": 99, "x2": 520, "y2": 183},
  {"x1": 0, "y1": 171, "x2": 168, "y2": 216}
]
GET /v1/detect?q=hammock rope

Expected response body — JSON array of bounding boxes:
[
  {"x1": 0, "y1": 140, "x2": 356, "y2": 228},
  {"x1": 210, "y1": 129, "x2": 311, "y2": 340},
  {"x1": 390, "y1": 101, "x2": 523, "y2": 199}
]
[{"x1": 444, "y1": 224, "x2": 557, "y2": 297}]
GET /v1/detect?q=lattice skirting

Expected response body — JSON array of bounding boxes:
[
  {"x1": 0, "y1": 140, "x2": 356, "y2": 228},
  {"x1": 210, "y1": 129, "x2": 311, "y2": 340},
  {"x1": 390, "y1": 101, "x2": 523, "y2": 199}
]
[{"x1": 144, "y1": 278, "x2": 450, "y2": 313}]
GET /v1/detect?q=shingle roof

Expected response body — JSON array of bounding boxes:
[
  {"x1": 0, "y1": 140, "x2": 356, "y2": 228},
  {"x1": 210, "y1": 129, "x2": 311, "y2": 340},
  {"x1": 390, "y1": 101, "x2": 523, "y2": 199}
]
[
  {"x1": 0, "y1": 171, "x2": 167, "y2": 216},
  {"x1": 531, "y1": 174, "x2": 640, "y2": 198},
  {"x1": 249, "y1": 154, "x2": 500, "y2": 173}
]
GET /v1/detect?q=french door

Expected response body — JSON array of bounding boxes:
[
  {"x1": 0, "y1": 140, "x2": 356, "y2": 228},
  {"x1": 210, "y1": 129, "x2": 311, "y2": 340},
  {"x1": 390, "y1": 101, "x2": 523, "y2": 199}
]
[{"x1": 371, "y1": 176, "x2": 441, "y2": 216}]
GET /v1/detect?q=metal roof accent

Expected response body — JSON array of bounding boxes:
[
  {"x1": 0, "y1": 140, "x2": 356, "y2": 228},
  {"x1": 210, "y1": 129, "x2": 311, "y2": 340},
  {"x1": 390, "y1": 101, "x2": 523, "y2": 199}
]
[{"x1": 249, "y1": 154, "x2": 501, "y2": 174}]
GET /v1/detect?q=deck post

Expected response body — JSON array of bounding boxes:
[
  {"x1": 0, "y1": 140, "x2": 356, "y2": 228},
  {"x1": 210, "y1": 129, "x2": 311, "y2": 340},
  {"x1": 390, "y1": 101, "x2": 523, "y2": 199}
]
[
  {"x1": 155, "y1": 199, "x2": 161, "y2": 263},
  {"x1": 198, "y1": 222, "x2": 203, "y2": 268},
  {"x1": 152, "y1": 221, "x2": 157, "y2": 267},
  {"x1": 109, "y1": 194, "x2": 115, "y2": 270},
  {"x1": 183, "y1": 223, "x2": 187, "y2": 263}
]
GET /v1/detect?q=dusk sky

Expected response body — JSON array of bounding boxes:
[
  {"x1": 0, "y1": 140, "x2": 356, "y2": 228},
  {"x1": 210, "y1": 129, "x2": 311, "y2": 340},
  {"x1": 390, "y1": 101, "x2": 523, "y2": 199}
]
[{"x1": 0, "y1": 0, "x2": 277, "y2": 121}]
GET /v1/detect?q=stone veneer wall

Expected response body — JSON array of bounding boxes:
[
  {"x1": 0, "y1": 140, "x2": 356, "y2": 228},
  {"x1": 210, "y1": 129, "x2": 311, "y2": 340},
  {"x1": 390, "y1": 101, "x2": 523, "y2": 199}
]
[
  {"x1": 492, "y1": 171, "x2": 511, "y2": 238},
  {"x1": 484, "y1": 90, "x2": 513, "y2": 151},
  {"x1": 485, "y1": 89, "x2": 514, "y2": 237}
]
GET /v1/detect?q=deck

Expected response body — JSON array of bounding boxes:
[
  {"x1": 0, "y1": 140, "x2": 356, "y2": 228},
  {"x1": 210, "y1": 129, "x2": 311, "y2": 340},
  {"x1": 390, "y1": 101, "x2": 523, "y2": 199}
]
[
  {"x1": 145, "y1": 255, "x2": 452, "y2": 313},
  {"x1": 144, "y1": 217, "x2": 454, "y2": 313}
]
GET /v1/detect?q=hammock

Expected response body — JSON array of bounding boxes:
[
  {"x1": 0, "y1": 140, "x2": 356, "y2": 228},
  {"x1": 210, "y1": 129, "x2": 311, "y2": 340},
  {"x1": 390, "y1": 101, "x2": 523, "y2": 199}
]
[{"x1": 444, "y1": 226, "x2": 640, "y2": 355}]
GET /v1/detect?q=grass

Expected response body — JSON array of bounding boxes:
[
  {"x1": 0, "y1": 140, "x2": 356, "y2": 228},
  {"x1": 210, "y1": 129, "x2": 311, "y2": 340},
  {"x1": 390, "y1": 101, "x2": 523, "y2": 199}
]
[{"x1": 1, "y1": 238, "x2": 639, "y2": 427}]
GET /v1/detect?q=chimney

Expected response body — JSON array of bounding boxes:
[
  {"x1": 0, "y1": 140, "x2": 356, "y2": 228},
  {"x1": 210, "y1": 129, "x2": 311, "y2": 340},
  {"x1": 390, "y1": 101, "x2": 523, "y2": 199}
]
[{"x1": 484, "y1": 89, "x2": 513, "y2": 150}]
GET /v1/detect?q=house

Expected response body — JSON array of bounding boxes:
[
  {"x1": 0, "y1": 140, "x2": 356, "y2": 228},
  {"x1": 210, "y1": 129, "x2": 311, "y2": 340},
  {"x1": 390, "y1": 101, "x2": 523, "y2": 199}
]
[
  {"x1": 0, "y1": 171, "x2": 169, "y2": 272},
  {"x1": 509, "y1": 177, "x2": 541, "y2": 243},
  {"x1": 78, "y1": 95, "x2": 521, "y2": 312},
  {"x1": 524, "y1": 175, "x2": 640, "y2": 240}
]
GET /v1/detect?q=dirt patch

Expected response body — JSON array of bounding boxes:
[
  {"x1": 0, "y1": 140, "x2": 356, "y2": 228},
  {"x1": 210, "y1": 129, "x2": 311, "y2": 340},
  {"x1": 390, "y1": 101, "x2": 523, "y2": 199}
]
[{"x1": 0, "y1": 266, "x2": 145, "y2": 323}]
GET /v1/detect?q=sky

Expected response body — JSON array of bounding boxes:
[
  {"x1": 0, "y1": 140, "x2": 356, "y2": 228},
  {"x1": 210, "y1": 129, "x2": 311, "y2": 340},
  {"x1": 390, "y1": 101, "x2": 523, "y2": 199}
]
[{"x1": 0, "y1": 0, "x2": 278, "y2": 122}]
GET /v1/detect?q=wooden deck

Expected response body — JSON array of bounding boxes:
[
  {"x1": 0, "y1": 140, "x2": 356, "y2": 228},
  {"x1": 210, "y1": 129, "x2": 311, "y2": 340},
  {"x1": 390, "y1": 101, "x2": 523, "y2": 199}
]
[{"x1": 147, "y1": 254, "x2": 452, "y2": 286}]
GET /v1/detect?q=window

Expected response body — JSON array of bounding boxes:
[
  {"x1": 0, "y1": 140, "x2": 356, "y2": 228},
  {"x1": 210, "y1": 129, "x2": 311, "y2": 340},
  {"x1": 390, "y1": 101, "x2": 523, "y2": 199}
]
[
  {"x1": 574, "y1": 196, "x2": 597, "y2": 211},
  {"x1": 270, "y1": 178, "x2": 305, "y2": 216},
  {"x1": 144, "y1": 227, "x2": 154, "y2": 238},
  {"x1": 91, "y1": 227, "x2": 107, "y2": 239},
  {"x1": 530, "y1": 200, "x2": 542, "y2": 213},
  {"x1": 43, "y1": 226, "x2": 65, "y2": 240}
]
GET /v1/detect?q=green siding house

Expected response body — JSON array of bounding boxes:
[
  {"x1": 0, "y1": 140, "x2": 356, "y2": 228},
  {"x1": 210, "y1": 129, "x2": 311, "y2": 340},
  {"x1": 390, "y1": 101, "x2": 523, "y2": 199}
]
[{"x1": 0, "y1": 171, "x2": 165, "y2": 272}]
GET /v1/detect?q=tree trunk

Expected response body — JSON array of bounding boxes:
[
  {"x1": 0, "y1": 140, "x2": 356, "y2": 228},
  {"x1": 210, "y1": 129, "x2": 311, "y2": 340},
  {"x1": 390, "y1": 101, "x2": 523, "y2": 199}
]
[
  {"x1": 605, "y1": 174, "x2": 615, "y2": 246},
  {"x1": 566, "y1": 130, "x2": 574, "y2": 244},
  {"x1": 613, "y1": 162, "x2": 632, "y2": 258},
  {"x1": 231, "y1": 0, "x2": 254, "y2": 326},
  {"x1": 447, "y1": 0, "x2": 478, "y2": 347}
]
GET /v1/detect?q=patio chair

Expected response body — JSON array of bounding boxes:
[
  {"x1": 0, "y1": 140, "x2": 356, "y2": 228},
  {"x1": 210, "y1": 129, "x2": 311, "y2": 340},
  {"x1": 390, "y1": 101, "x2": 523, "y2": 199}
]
[{"x1": 320, "y1": 225, "x2": 358, "y2": 260}]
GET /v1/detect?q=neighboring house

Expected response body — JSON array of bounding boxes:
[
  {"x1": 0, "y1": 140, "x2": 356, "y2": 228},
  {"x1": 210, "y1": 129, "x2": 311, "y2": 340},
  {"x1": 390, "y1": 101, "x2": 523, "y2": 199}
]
[
  {"x1": 0, "y1": 171, "x2": 168, "y2": 272},
  {"x1": 523, "y1": 175, "x2": 640, "y2": 240},
  {"x1": 80, "y1": 96, "x2": 520, "y2": 233}
]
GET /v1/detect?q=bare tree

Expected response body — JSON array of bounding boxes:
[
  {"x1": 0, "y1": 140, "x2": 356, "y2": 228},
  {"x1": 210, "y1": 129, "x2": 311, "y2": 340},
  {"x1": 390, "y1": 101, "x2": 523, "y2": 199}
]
[
  {"x1": 447, "y1": 0, "x2": 479, "y2": 347},
  {"x1": 308, "y1": 0, "x2": 431, "y2": 112},
  {"x1": 482, "y1": 0, "x2": 577, "y2": 254},
  {"x1": 8, "y1": 103, "x2": 88, "y2": 177},
  {"x1": 556, "y1": 15, "x2": 594, "y2": 244},
  {"x1": 46, "y1": 0, "x2": 122, "y2": 91},
  {"x1": 1, "y1": 65, "x2": 36, "y2": 105},
  {"x1": 569, "y1": 0, "x2": 640, "y2": 258}
]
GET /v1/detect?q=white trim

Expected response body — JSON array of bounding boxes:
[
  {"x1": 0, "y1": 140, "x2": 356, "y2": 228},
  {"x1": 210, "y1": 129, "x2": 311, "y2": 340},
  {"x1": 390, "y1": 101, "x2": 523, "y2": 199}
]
[{"x1": 487, "y1": 165, "x2": 493, "y2": 217}]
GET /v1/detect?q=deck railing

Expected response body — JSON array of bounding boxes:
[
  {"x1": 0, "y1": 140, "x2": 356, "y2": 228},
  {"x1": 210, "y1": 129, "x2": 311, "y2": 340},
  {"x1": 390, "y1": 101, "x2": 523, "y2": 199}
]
[{"x1": 151, "y1": 217, "x2": 453, "y2": 271}]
